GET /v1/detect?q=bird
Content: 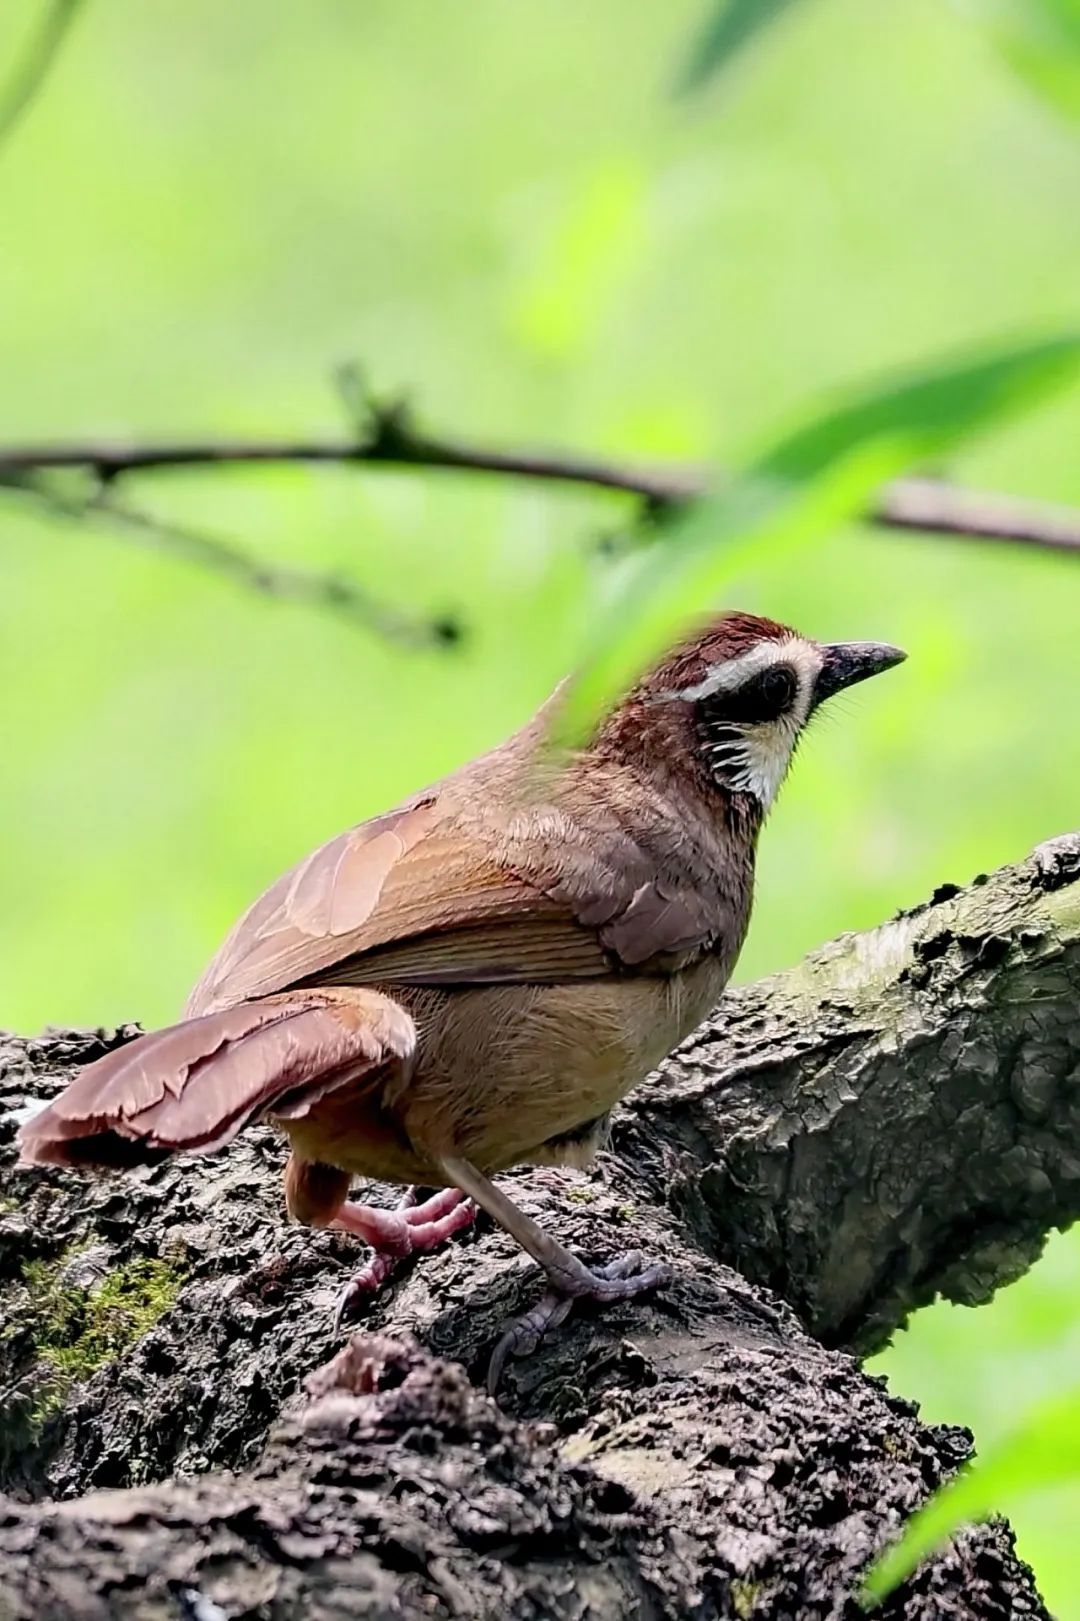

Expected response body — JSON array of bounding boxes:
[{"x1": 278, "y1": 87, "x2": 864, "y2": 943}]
[{"x1": 17, "y1": 611, "x2": 904, "y2": 1384}]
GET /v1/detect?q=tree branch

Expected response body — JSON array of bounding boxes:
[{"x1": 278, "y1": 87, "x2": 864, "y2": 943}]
[
  {"x1": 0, "y1": 1330, "x2": 1043, "y2": 1621},
  {"x1": 3, "y1": 405, "x2": 1080, "y2": 554},
  {"x1": 4, "y1": 396, "x2": 1077, "y2": 648},
  {"x1": 1, "y1": 472, "x2": 460, "y2": 648},
  {"x1": 1, "y1": 835, "x2": 1077, "y2": 1613},
  {"x1": 623, "y1": 828, "x2": 1080, "y2": 1355}
]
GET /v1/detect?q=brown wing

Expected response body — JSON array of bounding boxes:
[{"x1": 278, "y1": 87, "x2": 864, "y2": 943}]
[
  {"x1": 17, "y1": 987, "x2": 414, "y2": 1168},
  {"x1": 186, "y1": 759, "x2": 728, "y2": 1019},
  {"x1": 185, "y1": 795, "x2": 616, "y2": 1016}
]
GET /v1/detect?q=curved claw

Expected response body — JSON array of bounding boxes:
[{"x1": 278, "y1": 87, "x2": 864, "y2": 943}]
[
  {"x1": 487, "y1": 1293, "x2": 575, "y2": 1393},
  {"x1": 331, "y1": 1251, "x2": 403, "y2": 1333},
  {"x1": 332, "y1": 1279, "x2": 363, "y2": 1336},
  {"x1": 329, "y1": 1186, "x2": 477, "y2": 1334},
  {"x1": 486, "y1": 1252, "x2": 674, "y2": 1392}
]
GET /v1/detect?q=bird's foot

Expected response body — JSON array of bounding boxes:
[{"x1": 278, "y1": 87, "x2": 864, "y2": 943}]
[
  {"x1": 332, "y1": 1186, "x2": 476, "y2": 1330},
  {"x1": 487, "y1": 1249, "x2": 672, "y2": 1392}
]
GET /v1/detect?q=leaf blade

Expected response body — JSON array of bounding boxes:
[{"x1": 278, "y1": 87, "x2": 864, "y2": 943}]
[
  {"x1": 549, "y1": 333, "x2": 1080, "y2": 750},
  {"x1": 863, "y1": 1384, "x2": 1080, "y2": 1604},
  {"x1": 961, "y1": 0, "x2": 1080, "y2": 122},
  {"x1": 677, "y1": 0, "x2": 808, "y2": 95}
]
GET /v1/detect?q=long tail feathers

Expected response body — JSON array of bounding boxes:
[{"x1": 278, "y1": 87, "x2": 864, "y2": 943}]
[{"x1": 16, "y1": 987, "x2": 415, "y2": 1170}]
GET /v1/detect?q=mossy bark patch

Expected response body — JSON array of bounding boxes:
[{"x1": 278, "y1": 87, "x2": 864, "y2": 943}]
[{"x1": 23, "y1": 1249, "x2": 183, "y2": 1421}]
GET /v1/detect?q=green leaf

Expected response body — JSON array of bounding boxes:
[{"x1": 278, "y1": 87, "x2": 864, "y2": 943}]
[
  {"x1": 863, "y1": 1383, "x2": 1080, "y2": 1605},
  {"x1": 677, "y1": 0, "x2": 810, "y2": 95},
  {"x1": 962, "y1": 0, "x2": 1080, "y2": 122},
  {"x1": 0, "y1": 0, "x2": 85, "y2": 153},
  {"x1": 757, "y1": 334, "x2": 1080, "y2": 480},
  {"x1": 549, "y1": 333, "x2": 1080, "y2": 750}
]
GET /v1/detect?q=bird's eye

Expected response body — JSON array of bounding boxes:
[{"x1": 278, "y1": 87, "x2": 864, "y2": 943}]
[
  {"x1": 757, "y1": 665, "x2": 797, "y2": 714},
  {"x1": 694, "y1": 660, "x2": 798, "y2": 732},
  {"x1": 709, "y1": 662, "x2": 797, "y2": 724}
]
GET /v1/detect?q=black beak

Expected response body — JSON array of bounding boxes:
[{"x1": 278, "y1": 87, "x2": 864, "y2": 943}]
[{"x1": 812, "y1": 641, "x2": 907, "y2": 708}]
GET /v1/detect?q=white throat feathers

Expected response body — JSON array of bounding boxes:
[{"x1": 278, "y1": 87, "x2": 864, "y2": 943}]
[{"x1": 661, "y1": 638, "x2": 824, "y2": 809}]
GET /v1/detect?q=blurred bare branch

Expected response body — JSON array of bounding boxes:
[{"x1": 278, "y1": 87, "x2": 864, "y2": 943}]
[
  {"x1": 0, "y1": 472, "x2": 460, "y2": 649},
  {"x1": 0, "y1": 414, "x2": 688, "y2": 501},
  {"x1": 2, "y1": 398, "x2": 1079, "y2": 556},
  {"x1": 875, "y1": 476, "x2": 1080, "y2": 556},
  {"x1": 0, "y1": 0, "x2": 85, "y2": 152}
]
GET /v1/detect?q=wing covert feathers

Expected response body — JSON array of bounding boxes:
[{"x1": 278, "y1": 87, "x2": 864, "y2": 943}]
[
  {"x1": 16, "y1": 988, "x2": 414, "y2": 1169},
  {"x1": 183, "y1": 768, "x2": 732, "y2": 1016}
]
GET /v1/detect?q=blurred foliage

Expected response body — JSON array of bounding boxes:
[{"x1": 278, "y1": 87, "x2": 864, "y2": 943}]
[
  {"x1": 0, "y1": 0, "x2": 83, "y2": 147},
  {"x1": 1, "y1": 0, "x2": 1080, "y2": 1609},
  {"x1": 554, "y1": 335, "x2": 1080, "y2": 744},
  {"x1": 682, "y1": 0, "x2": 1080, "y2": 120},
  {"x1": 865, "y1": 1381, "x2": 1080, "y2": 1603},
  {"x1": 960, "y1": 0, "x2": 1080, "y2": 122},
  {"x1": 869, "y1": 1229, "x2": 1080, "y2": 1607},
  {"x1": 678, "y1": 0, "x2": 810, "y2": 94}
]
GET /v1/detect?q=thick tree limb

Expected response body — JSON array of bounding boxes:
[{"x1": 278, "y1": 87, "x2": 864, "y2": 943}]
[
  {"x1": 0, "y1": 1332, "x2": 1044, "y2": 1620},
  {"x1": 625, "y1": 828, "x2": 1080, "y2": 1354},
  {"x1": 1, "y1": 833, "x2": 1076, "y2": 1616}
]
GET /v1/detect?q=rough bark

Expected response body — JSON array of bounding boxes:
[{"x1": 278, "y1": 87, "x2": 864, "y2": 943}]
[
  {"x1": 623, "y1": 828, "x2": 1080, "y2": 1354},
  {"x1": 0, "y1": 832, "x2": 1076, "y2": 1619}
]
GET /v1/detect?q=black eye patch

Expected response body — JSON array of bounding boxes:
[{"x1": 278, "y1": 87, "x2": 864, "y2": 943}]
[{"x1": 697, "y1": 663, "x2": 798, "y2": 728}]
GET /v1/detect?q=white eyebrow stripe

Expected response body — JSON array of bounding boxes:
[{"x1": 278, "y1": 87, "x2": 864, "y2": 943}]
[{"x1": 668, "y1": 638, "x2": 804, "y2": 702}]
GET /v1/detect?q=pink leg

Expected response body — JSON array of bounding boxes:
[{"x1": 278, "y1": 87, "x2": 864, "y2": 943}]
[{"x1": 332, "y1": 1186, "x2": 476, "y2": 1329}]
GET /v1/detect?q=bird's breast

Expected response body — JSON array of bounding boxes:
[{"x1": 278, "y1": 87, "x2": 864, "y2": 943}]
[{"x1": 391, "y1": 958, "x2": 730, "y2": 1174}]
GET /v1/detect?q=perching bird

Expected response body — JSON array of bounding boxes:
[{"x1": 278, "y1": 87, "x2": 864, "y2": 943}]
[{"x1": 18, "y1": 612, "x2": 904, "y2": 1383}]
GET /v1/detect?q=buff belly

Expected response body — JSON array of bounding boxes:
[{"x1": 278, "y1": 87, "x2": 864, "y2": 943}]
[{"x1": 280, "y1": 961, "x2": 727, "y2": 1186}]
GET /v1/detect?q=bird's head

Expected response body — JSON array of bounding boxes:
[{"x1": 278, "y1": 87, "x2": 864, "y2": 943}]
[{"x1": 598, "y1": 611, "x2": 906, "y2": 817}]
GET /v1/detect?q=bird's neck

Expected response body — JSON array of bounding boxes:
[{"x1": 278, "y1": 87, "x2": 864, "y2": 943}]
[{"x1": 563, "y1": 746, "x2": 761, "y2": 967}]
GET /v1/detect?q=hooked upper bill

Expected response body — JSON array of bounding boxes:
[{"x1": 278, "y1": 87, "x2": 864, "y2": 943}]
[{"x1": 812, "y1": 641, "x2": 906, "y2": 708}]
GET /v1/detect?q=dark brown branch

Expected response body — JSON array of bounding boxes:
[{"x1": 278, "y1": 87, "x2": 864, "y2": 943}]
[
  {"x1": 0, "y1": 424, "x2": 697, "y2": 502},
  {"x1": 2, "y1": 412, "x2": 1080, "y2": 554},
  {"x1": 0, "y1": 1330, "x2": 1042, "y2": 1621},
  {"x1": 877, "y1": 476, "x2": 1080, "y2": 556},
  {"x1": 1, "y1": 473, "x2": 460, "y2": 648},
  {"x1": 0, "y1": 0, "x2": 85, "y2": 152}
]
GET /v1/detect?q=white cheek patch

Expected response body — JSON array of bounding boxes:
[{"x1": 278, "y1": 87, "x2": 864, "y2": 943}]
[
  {"x1": 722, "y1": 717, "x2": 801, "y2": 807},
  {"x1": 683, "y1": 637, "x2": 823, "y2": 808}
]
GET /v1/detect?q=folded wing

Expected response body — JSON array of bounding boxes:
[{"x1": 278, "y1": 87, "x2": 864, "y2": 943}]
[
  {"x1": 17, "y1": 986, "x2": 414, "y2": 1169},
  {"x1": 186, "y1": 780, "x2": 728, "y2": 1017}
]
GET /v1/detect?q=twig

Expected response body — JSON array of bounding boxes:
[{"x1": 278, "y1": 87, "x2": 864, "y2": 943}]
[
  {"x1": 875, "y1": 476, "x2": 1080, "y2": 555},
  {"x1": 0, "y1": 474, "x2": 459, "y2": 648},
  {"x1": 0, "y1": 422, "x2": 695, "y2": 502},
  {"x1": 1, "y1": 409, "x2": 1079, "y2": 555},
  {"x1": 0, "y1": 0, "x2": 85, "y2": 152}
]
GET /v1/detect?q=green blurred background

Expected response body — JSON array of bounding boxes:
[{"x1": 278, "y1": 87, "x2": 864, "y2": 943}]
[{"x1": 2, "y1": 0, "x2": 1079, "y2": 1607}]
